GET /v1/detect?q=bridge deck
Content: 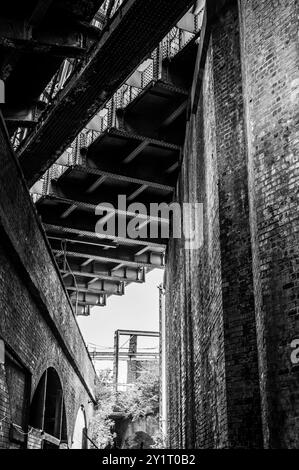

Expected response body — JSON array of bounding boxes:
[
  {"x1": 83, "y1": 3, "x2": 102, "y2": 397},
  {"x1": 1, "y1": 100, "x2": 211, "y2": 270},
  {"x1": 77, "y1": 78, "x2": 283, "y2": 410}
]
[{"x1": 17, "y1": 0, "x2": 196, "y2": 186}]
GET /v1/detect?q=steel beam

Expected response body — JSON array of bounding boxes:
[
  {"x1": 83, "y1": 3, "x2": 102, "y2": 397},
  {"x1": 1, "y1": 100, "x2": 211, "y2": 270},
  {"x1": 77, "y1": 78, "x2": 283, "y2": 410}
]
[
  {"x1": 71, "y1": 297, "x2": 106, "y2": 307},
  {"x1": 60, "y1": 260, "x2": 145, "y2": 282},
  {"x1": 57, "y1": 165, "x2": 175, "y2": 193},
  {"x1": 43, "y1": 221, "x2": 168, "y2": 250},
  {"x1": 60, "y1": 204, "x2": 77, "y2": 219},
  {"x1": 39, "y1": 195, "x2": 171, "y2": 225},
  {"x1": 127, "y1": 184, "x2": 148, "y2": 202},
  {"x1": 47, "y1": 227, "x2": 118, "y2": 249},
  {"x1": 116, "y1": 329, "x2": 159, "y2": 337},
  {"x1": 160, "y1": 100, "x2": 188, "y2": 128},
  {"x1": 17, "y1": 0, "x2": 196, "y2": 186},
  {"x1": 38, "y1": 196, "x2": 173, "y2": 229},
  {"x1": 64, "y1": 274, "x2": 125, "y2": 292},
  {"x1": 0, "y1": 37, "x2": 87, "y2": 58},
  {"x1": 123, "y1": 140, "x2": 149, "y2": 164},
  {"x1": 67, "y1": 283, "x2": 124, "y2": 297},
  {"x1": 53, "y1": 245, "x2": 165, "y2": 269},
  {"x1": 86, "y1": 175, "x2": 107, "y2": 194},
  {"x1": 89, "y1": 351, "x2": 159, "y2": 360}
]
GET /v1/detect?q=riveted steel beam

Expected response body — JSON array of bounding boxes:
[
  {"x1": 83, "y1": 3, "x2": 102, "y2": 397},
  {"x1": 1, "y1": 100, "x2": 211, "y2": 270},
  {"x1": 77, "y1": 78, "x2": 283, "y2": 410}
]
[
  {"x1": 53, "y1": 243, "x2": 165, "y2": 269},
  {"x1": 18, "y1": 0, "x2": 196, "y2": 186},
  {"x1": 60, "y1": 260, "x2": 146, "y2": 284}
]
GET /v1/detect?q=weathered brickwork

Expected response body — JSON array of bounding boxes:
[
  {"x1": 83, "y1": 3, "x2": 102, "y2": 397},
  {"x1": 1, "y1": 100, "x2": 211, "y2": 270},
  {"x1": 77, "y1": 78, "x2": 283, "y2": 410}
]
[
  {"x1": 211, "y1": 3, "x2": 263, "y2": 447},
  {"x1": 165, "y1": 0, "x2": 298, "y2": 448},
  {"x1": 239, "y1": 0, "x2": 299, "y2": 448},
  {"x1": 189, "y1": 42, "x2": 229, "y2": 449},
  {"x1": 27, "y1": 428, "x2": 43, "y2": 449},
  {"x1": 0, "y1": 118, "x2": 96, "y2": 448},
  {"x1": 165, "y1": 236, "x2": 185, "y2": 447},
  {"x1": 0, "y1": 366, "x2": 10, "y2": 448}
]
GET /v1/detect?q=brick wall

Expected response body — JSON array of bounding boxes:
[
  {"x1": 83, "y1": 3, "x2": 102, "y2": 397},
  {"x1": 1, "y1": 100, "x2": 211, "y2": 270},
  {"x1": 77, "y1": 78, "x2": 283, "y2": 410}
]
[
  {"x1": 0, "y1": 365, "x2": 10, "y2": 448},
  {"x1": 165, "y1": 0, "x2": 299, "y2": 448},
  {"x1": 0, "y1": 116, "x2": 96, "y2": 448},
  {"x1": 27, "y1": 428, "x2": 43, "y2": 449},
  {"x1": 239, "y1": 0, "x2": 299, "y2": 448},
  {"x1": 211, "y1": 3, "x2": 263, "y2": 447},
  {"x1": 165, "y1": 235, "x2": 186, "y2": 447}
]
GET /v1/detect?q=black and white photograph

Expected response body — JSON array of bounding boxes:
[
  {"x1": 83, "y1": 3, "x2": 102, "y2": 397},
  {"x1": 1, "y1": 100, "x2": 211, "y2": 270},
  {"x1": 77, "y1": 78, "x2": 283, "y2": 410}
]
[{"x1": 0, "y1": 0, "x2": 298, "y2": 457}]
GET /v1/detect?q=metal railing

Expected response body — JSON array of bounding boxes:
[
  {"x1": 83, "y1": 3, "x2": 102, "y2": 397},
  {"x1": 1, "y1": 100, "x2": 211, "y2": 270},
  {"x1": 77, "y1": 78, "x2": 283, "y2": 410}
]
[
  {"x1": 11, "y1": 0, "x2": 126, "y2": 152},
  {"x1": 30, "y1": 5, "x2": 205, "y2": 200},
  {"x1": 99, "y1": 0, "x2": 125, "y2": 22}
]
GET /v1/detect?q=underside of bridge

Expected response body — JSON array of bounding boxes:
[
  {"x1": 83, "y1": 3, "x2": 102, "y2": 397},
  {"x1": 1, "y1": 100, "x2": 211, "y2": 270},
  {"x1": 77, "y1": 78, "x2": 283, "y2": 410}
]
[{"x1": 0, "y1": 0, "x2": 298, "y2": 449}]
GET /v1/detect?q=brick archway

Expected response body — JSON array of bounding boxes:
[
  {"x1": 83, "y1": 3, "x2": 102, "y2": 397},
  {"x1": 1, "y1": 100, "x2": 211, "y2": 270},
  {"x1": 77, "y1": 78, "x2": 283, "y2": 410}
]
[{"x1": 29, "y1": 367, "x2": 68, "y2": 449}]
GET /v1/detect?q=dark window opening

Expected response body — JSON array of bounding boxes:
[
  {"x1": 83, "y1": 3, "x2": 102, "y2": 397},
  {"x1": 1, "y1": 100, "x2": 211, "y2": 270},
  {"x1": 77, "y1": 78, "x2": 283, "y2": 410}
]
[{"x1": 29, "y1": 367, "x2": 67, "y2": 445}]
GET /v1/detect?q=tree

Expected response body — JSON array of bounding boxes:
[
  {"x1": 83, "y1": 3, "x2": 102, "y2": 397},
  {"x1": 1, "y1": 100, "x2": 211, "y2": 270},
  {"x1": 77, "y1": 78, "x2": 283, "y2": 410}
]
[
  {"x1": 115, "y1": 366, "x2": 159, "y2": 420},
  {"x1": 89, "y1": 369, "x2": 114, "y2": 449},
  {"x1": 89, "y1": 365, "x2": 160, "y2": 448}
]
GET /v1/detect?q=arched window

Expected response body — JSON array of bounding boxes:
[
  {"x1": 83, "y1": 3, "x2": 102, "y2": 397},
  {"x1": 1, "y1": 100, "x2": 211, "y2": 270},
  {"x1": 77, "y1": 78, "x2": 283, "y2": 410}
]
[{"x1": 30, "y1": 368, "x2": 67, "y2": 448}]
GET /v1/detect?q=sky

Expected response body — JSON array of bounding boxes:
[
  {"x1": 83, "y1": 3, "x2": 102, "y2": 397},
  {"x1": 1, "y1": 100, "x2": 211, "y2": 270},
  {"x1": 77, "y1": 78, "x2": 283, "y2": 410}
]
[{"x1": 77, "y1": 269, "x2": 164, "y2": 375}]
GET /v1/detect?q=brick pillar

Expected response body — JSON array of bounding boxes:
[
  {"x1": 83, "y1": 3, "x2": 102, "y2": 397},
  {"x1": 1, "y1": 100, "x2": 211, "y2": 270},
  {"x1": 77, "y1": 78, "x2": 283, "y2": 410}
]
[
  {"x1": 127, "y1": 335, "x2": 138, "y2": 384},
  {"x1": 165, "y1": 236, "x2": 186, "y2": 448},
  {"x1": 239, "y1": 0, "x2": 299, "y2": 448},
  {"x1": 210, "y1": 1, "x2": 263, "y2": 448},
  {"x1": 165, "y1": 0, "x2": 264, "y2": 448}
]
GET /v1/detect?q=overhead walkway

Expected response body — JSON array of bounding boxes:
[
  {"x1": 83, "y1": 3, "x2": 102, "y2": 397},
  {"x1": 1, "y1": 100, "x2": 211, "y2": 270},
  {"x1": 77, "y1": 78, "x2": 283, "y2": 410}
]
[
  {"x1": 29, "y1": 4, "x2": 205, "y2": 314},
  {"x1": 16, "y1": 0, "x2": 198, "y2": 186}
]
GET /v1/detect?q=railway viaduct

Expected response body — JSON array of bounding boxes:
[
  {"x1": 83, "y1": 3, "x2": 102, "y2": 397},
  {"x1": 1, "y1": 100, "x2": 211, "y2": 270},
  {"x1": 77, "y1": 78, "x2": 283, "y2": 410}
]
[{"x1": 0, "y1": 0, "x2": 298, "y2": 449}]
